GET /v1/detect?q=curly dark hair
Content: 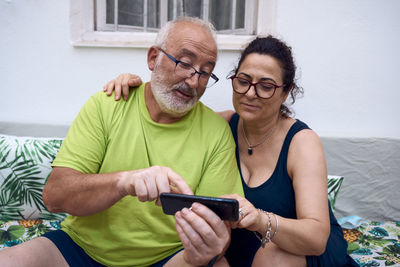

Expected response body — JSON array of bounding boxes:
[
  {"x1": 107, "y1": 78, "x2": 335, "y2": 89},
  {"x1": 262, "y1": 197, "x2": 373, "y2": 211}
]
[{"x1": 232, "y1": 36, "x2": 303, "y2": 117}]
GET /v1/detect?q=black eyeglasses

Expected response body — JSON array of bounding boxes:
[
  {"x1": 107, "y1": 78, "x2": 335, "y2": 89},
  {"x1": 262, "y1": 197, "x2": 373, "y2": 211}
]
[
  {"x1": 229, "y1": 75, "x2": 285, "y2": 99},
  {"x1": 158, "y1": 48, "x2": 219, "y2": 88}
]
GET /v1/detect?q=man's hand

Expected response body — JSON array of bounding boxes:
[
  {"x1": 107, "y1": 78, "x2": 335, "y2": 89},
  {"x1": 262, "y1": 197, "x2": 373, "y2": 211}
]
[
  {"x1": 118, "y1": 166, "x2": 193, "y2": 205},
  {"x1": 175, "y1": 202, "x2": 231, "y2": 266},
  {"x1": 103, "y1": 73, "x2": 143, "y2": 101}
]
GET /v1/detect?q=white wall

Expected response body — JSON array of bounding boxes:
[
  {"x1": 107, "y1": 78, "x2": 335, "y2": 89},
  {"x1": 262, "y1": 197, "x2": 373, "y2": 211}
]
[
  {"x1": 276, "y1": 1, "x2": 400, "y2": 138},
  {"x1": 1, "y1": 0, "x2": 399, "y2": 138}
]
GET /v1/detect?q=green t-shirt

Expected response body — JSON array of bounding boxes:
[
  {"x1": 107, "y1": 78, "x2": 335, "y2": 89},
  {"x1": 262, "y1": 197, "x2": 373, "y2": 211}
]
[{"x1": 52, "y1": 83, "x2": 243, "y2": 266}]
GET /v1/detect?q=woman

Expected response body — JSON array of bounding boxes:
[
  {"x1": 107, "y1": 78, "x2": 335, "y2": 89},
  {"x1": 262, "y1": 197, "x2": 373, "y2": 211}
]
[{"x1": 103, "y1": 36, "x2": 357, "y2": 267}]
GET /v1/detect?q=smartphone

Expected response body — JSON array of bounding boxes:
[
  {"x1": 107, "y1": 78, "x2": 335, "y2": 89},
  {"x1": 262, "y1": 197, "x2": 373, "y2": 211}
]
[{"x1": 160, "y1": 193, "x2": 239, "y2": 221}]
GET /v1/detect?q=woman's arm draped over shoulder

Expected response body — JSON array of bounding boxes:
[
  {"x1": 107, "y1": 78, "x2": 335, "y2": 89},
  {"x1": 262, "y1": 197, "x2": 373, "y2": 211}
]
[
  {"x1": 103, "y1": 74, "x2": 234, "y2": 121},
  {"x1": 103, "y1": 73, "x2": 143, "y2": 100}
]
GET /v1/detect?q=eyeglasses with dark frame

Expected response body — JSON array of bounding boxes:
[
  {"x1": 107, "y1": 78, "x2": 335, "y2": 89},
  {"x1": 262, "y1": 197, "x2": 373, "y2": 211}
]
[
  {"x1": 229, "y1": 75, "x2": 285, "y2": 99},
  {"x1": 158, "y1": 48, "x2": 219, "y2": 88}
]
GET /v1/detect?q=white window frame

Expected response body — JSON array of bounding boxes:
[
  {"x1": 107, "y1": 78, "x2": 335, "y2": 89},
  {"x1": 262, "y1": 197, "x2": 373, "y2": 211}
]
[{"x1": 70, "y1": 0, "x2": 277, "y2": 50}]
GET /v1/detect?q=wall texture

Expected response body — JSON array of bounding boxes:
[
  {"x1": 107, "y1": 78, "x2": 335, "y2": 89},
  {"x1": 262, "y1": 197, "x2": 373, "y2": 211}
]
[{"x1": 1, "y1": 0, "x2": 399, "y2": 138}]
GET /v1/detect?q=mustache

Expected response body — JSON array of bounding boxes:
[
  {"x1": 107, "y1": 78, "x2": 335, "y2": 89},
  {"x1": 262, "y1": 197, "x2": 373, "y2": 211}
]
[{"x1": 172, "y1": 82, "x2": 197, "y2": 97}]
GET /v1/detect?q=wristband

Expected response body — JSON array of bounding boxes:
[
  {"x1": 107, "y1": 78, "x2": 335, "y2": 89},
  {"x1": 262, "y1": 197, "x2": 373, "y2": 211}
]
[{"x1": 200, "y1": 255, "x2": 218, "y2": 267}]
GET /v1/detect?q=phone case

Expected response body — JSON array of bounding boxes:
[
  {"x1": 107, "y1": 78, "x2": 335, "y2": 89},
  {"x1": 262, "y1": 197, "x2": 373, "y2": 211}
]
[{"x1": 160, "y1": 193, "x2": 239, "y2": 221}]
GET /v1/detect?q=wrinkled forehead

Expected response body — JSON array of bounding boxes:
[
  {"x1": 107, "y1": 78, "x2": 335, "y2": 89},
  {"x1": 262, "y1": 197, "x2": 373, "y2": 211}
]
[{"x1": 166, "y1": 22, "x2": 218, "y2": 61}]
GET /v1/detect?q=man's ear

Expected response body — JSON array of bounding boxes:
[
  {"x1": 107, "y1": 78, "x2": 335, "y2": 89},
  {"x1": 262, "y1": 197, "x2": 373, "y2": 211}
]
[{"x1": 147, "y1": 46, "x2": 160, "y2": 71}]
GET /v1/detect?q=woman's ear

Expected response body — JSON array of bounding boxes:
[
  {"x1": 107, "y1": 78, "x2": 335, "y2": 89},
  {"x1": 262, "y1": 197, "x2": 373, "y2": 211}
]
[
  {"x1": 147, "y1": 46, "x2": 160, "y2": 71},
  {"x1": 281, "y1": 84, "x2": 293, "y2": 103}
]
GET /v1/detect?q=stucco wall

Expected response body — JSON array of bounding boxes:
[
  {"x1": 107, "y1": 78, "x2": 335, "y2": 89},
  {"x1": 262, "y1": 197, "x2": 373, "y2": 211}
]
[{"x1": 1, "y1": 0, "x2": 399, "y2": 138}]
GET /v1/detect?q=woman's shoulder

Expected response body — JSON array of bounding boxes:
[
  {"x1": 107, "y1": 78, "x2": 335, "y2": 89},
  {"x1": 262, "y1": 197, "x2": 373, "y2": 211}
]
[
  {"x1": 288, "y1": 119, "x2": 323, "y2": 151},
  {"x1": 286, "y1": 120, "x2": 326, "y2": 183}
]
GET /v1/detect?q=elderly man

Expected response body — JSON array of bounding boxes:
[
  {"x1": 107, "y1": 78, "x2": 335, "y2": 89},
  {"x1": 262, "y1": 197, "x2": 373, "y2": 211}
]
[{"x1": 0, "y1": 17, "x2": 243, "y2": 266}]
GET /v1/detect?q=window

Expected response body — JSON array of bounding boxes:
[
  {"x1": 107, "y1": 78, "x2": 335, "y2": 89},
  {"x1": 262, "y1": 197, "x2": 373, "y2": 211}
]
[
  {"x1": 96, "y1": 0, "x2": 253, "y2": 34},
  {"x1": 70, "y1": 0, "x2": 277, "y2": 50}
]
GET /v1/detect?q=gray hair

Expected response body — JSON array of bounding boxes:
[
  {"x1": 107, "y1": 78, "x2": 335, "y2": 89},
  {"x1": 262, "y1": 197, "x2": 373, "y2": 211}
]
[{"x1": 154, "y1": 17, "x2": 217, "y2": 49}]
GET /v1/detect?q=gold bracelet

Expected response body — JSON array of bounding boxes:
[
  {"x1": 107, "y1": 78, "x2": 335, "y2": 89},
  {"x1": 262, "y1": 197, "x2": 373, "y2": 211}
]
[{"x1": 253, "y1": 209, "x2": 272, "y2": 248}]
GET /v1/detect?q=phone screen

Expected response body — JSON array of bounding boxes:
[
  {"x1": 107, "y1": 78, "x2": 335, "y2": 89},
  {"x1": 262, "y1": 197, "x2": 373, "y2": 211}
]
[{"x1": 160, "y1": 193, "x2": 239, "y2": 221}]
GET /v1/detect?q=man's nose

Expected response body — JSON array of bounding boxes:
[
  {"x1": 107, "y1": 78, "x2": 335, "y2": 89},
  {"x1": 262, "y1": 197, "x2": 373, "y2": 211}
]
[{"x1": 184, "y1": 72, "x2": 201, "y2": 89}]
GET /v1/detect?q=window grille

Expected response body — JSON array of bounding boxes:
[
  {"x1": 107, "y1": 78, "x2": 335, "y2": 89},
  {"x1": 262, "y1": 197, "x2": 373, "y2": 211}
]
[{"x1": 95, "y1": 0, "x2": 255, "y2": 35}]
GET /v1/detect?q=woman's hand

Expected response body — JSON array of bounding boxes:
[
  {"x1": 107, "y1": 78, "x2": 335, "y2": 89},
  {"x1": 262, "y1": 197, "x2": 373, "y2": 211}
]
[
  {"x1": 222, "y1": 194, "x2": 266, "y2": 234},
  {"x1": 103, "y1": 73, "x2": 143, "y2": 101}
]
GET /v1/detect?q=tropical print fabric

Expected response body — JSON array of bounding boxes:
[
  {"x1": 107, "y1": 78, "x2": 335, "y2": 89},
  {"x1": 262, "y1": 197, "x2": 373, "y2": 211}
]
[
  {"x1": 0, "y1": 219, "x2": 62, "y2": 249},
  {"x1": 327, "y1": 175, "x2": 344, "y2": 212},
  {"x1": 344, "y1": 221, "x2": 400, "y2": 266},
  {"x1": 0, "y1": 135, "x2": 66, "y2": 221}
]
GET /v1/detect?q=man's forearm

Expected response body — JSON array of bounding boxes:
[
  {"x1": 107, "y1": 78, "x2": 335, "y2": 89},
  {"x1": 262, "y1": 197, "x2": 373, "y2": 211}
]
[{"x1": 43, "y1": 167, "x2": 127, "y2": 216}]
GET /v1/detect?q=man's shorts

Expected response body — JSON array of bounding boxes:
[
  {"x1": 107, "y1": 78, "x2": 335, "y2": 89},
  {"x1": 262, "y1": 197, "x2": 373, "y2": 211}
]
[{"x1": 42, "y1": 230, "x2": 181, "y2": 266}]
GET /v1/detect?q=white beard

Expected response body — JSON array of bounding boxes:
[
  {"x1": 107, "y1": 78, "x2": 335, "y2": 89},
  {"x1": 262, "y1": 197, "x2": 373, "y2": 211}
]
[{"x1": 150, "y1": 65, "x2": 199, "y2": 117}]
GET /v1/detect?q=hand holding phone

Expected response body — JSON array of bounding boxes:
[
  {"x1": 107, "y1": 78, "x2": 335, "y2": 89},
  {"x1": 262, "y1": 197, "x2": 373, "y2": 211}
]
[{"x1": 160, "y1": 193, "x2": 239, "y2": 221}]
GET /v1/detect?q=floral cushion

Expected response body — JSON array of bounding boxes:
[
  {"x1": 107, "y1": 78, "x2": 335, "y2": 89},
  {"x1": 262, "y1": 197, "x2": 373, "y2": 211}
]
[
  {"x1": 327, "y1": 175, "x2": 344, "y2": 212},
  {"x1": 343, "y1": 220, "x2": 400, "y2": 266},
  {"x1": 0, "y1": 219, "x2": 62, "y2": 249},
  {"x1": 0, "y1": 135, "x2": 66, "y2": 221}
]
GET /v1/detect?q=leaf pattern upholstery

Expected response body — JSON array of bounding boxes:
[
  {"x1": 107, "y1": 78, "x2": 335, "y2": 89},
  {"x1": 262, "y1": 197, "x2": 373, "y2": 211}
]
[
  {"x1": 0, "y1": 135, "x2": 66, "y2": 221},
  {"x1": 327, "y1": 175, "x2": 344, "y2": 212},
  {"x1": 344, "y1": 221, "x2": 400, "y2": 266}
]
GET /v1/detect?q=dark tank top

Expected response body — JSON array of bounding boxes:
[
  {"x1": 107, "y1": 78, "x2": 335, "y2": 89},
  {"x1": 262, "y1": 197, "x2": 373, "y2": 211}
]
[{"x1": 225, "y1": 113, "x2": 356, "y2": 267}]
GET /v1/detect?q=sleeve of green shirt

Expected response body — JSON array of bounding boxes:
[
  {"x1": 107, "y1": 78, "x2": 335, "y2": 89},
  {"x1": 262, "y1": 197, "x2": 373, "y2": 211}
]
[
  {"x1": 52, "y1": 92, "x2": 108, "y2": 174},
  {"x1": 195, "y1": 125, "x2": 244, "y2": 198}
]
